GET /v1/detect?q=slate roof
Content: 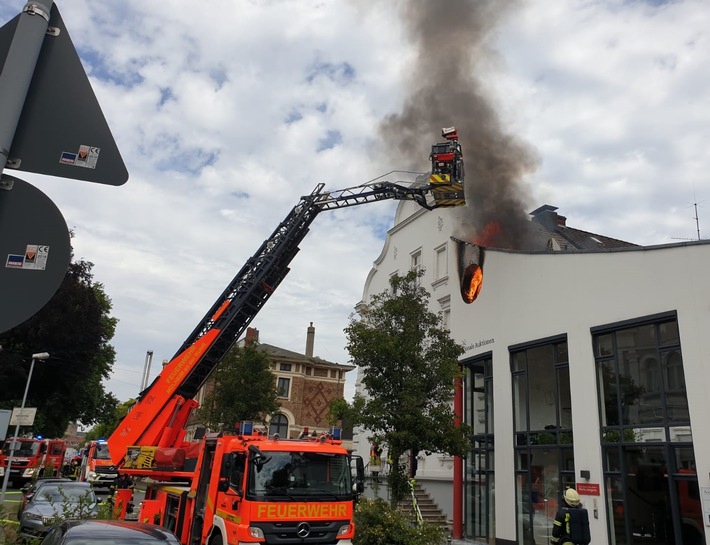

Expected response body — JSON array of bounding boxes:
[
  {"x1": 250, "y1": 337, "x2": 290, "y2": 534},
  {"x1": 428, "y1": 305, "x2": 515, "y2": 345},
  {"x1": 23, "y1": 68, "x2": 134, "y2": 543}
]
[
  {"x1": 556, "y1": 224, "x2": 639, "y2": 250},
  {"x1": 529, "y1": 204, "x2": 638, "y2": 251},
  {"x1": 257, "y1": 343, "x2": 355, "y2": 371}
]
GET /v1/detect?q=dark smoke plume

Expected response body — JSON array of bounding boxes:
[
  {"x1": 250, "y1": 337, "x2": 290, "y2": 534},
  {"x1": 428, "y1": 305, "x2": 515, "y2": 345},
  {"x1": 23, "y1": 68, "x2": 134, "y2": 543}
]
[{"x1": 379, "y1": 0, "x2": 537, "y2": 249}]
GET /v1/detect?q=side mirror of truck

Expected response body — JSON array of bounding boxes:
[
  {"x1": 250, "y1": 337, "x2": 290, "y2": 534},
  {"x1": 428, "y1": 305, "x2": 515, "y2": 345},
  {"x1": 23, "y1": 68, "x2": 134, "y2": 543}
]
[
  {"x1": 248, "y1": 444, "x2": 271, "y2": 468},
  {"x1": 351, "y1": 455, "x2": 365, "y2": 495}
]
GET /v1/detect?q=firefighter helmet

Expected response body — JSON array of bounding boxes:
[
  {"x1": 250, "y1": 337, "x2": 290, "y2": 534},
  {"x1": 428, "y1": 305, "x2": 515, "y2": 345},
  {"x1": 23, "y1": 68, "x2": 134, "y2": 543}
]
[{"x1": 564, "y1": 488, "x2": 581, "y2": 506}]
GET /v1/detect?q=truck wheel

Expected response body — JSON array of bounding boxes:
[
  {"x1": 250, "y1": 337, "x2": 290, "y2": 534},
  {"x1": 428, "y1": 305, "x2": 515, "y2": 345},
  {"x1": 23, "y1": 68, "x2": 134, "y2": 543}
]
[{"x1": 209, "y1": 534, "x2": 223, "y2": 545}]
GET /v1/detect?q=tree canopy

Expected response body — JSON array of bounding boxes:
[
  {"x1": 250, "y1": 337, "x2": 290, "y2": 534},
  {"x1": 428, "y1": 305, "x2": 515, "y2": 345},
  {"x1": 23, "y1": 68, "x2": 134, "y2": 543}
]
[
  {"x1": 194, "y1": 344, "x2": 280, "y2": 431},
  {"x1": 0, "y1": 259, "x2": 119, "y2": 438},
  {"x1": 341, "y1": 269, "x2": 471, "y2": 503}
]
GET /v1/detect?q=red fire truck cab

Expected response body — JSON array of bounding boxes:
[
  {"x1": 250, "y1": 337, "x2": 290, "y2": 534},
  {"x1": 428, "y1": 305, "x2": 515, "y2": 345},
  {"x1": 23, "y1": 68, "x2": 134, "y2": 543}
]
[
  {"x1": 0, "y1": 437, "x2": 66, "y2": 488},
  {"x1": 120, "y1": 429, "x2": 364, "y2": 545}
]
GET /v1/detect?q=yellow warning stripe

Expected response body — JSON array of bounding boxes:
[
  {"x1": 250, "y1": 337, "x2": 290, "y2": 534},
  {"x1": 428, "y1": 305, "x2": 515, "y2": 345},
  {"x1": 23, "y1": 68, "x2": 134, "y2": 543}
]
[
  {"x1": 432, "y1": 180, "x2": 465, "y2": 207},
  {"x1": 0, "y1": 519, "x2": 19, "y2": 525},
  {"x1": 216, "y1": 509, "x2": 241, "y2": 524},
  {"x1": 429, "y1": 174, "x2": 451, "y2": 185}
]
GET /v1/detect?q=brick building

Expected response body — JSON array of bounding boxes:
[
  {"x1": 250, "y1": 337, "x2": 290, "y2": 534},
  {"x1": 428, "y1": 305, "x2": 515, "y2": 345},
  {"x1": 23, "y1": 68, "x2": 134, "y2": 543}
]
[{"x1": 193, "y1": 323, "x2": 354, "y2": 442}]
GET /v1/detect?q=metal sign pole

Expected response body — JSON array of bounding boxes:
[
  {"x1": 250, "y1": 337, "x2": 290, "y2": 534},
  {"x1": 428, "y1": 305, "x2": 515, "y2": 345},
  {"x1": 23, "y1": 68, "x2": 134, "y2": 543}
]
[
  {"x1": 0, "y1": 352, "x2": 47, "y2": 502},
  {"x1": 0, "y1": 0, "x2": 53, "y2": 174}
]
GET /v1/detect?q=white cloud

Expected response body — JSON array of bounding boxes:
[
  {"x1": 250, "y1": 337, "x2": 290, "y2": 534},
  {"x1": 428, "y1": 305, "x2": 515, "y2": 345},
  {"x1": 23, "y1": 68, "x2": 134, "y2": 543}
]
[{"x1": 3, "y1": 0, "x2": 709, "y2": 405}]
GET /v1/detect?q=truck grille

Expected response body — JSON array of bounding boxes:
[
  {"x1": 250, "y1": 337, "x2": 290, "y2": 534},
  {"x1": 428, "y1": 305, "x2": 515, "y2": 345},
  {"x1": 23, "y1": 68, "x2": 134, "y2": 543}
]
[{"x1": 252, "y1": 519, "x2": 348, "y2": 544}]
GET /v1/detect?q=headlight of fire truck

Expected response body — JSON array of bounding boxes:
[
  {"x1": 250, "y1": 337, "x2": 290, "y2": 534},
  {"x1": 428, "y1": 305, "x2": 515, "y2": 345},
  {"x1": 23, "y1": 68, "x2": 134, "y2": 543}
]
[
  {"x1": 249, "y1": 527, "x2": 264, "y2": 539},
  {"x1": 337, "y1": 524, "x2": 352, "y2": 536}
]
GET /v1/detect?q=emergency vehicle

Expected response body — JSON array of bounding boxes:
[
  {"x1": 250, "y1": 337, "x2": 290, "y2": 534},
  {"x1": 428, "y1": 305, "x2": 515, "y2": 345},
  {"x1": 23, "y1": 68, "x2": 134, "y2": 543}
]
[
  {"x1": 0, "y1": 437, "x2": 66, "y2": 487},
  {"x1": 77, "y1": 440, "x2": 118, "y2": 489},
  {"x1": 97, "y1": 130, "x2": 466, "y2": 543},
  {"x1": 118, "y1": 425, "x2": 362, "y2": 545}
]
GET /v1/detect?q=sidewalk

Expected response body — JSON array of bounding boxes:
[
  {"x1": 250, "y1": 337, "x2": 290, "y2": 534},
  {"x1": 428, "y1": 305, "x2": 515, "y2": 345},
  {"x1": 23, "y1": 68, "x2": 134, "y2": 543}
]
[{"x1": 451, "y1": 539, "x2": 487, "y2": 545}]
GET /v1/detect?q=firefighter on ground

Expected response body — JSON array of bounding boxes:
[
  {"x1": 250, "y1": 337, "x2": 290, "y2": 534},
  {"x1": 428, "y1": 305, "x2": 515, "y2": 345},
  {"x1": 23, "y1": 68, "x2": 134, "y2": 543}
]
[{"x1": 551, "y1": 488, "x2": 591, "y2": 545}]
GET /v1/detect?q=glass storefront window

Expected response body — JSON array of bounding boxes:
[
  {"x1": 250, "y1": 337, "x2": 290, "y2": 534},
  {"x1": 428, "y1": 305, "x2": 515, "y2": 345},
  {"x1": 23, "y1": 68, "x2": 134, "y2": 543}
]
[
  {"x1": 596, "y1": 333, "x2": 613, "y2": 357},
  {"x1": 557, "y1": 367, "x2": 572, "y2": 429},
  {"x1": 605, "y1": 475, "x2": 625, "y2": 545},
  {"x1": 669, "y1": 426, "x2": 692, "y2": 443},
  {"x1": 673, "y1": 447, "x2": 695, "y2": 472},
  {"x1": 604, "y1": 446, "x2": 621, "y2": 472},
  {"x1": 513, "y1": 374, "x2": 528, "y2": 433},
  {"x1": 555, "y1": 342, "x2": 568, "y2": 364},
  {"x1": 659, "y1": 320, "x2": 680, "y2": 346},
  {"x1": 512, "y1": 351, "x2": 526, "y2": 372},
  {"x1": 465, "y1": 356, "x2": 494, "y2": 543},
  {"x1": 511, "y1": 337, "x2": 571, "y2": 545},
  {"x1": 598, "y1": 360, "x2": 619, "y2": 427},
  {"x1": 596, "y1": 315, "x2": 695, "y2": 545}
]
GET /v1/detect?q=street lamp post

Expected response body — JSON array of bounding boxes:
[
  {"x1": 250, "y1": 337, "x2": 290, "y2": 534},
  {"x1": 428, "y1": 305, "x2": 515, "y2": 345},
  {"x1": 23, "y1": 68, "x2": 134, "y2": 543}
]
[{"x1": 0, "y1": 352, "x2": 50, "y2": 503}]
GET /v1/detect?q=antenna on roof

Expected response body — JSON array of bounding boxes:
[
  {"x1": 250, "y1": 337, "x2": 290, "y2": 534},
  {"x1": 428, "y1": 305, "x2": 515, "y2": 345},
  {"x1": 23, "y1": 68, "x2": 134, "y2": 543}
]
[
  {"x1": 687, "y1": 184, "x2": 704, "y2": 240},
  {"x1": 689, "y1": 201, "x2": 703, "y2": 241},
  {"x1": 674, "y1": 185, "x2": 705, "y2": 242}
]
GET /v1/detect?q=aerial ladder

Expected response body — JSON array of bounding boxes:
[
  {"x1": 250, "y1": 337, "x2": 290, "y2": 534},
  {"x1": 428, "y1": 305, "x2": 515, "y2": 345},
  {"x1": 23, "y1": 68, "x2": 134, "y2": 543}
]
[{"x1": 107, "y1": 129, "x2": 465, "y2": 466}]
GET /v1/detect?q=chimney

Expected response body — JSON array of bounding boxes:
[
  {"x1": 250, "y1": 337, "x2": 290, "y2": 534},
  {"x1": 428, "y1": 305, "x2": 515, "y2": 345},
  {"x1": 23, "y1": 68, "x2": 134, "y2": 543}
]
[
  {"x1": 530, "y1": 204, "x2": 566, "y2": 231},
  {"x1": 245, "y1": 327, "x2": 259, "y2": 347},
  {"x1": 305, "y1": 322, "x2": 315, "y2": 357}
]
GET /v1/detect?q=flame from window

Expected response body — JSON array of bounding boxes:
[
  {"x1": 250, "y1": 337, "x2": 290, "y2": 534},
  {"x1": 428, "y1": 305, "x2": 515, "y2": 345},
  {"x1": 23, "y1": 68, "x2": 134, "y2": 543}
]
[{"x1": 461, "y1": 264, "x2": 483, "y2": 303}]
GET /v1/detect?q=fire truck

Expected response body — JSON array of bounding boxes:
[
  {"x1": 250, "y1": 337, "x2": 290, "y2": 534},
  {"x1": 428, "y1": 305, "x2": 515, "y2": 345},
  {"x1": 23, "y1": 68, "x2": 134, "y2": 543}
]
[
  {"x1": 0, "y1": 437, "x2": 66, "y2": 488},
  {"x1": 102, "y1": 130, "x2": 466, "y2": 544},
  {"x1": 120, "y1": 426, "x2": 360, "y2": 544},
  {"x1": 76, "y1": 439, "x2": 118, "y2": 490}
]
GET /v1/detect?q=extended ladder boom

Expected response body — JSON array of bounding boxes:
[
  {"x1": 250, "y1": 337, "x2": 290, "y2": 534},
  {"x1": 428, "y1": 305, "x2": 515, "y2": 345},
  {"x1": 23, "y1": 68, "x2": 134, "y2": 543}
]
[{"x1": 107, "y1": 131, "x2": 465, "y2": 466}]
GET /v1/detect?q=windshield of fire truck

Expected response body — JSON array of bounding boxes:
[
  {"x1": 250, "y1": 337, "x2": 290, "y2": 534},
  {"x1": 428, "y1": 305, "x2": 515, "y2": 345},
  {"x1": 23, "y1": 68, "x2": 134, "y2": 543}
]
[
  {"x1": 247, "y1": 451, "x2": 352, "y2": 500},
  {"x1": 2, "y1": 440, "x2": 39, "y2": 456},
  {"x1": 94, "y1": 442, "x2": 111, "y2": 460}
]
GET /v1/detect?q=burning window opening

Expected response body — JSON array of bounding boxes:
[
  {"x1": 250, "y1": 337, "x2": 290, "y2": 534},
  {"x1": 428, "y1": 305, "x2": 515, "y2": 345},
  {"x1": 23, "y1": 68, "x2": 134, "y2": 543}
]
[
  {"x1": 461, "y1": 264, "x2": 483, "y2": 304},
  {"x1": 453, "y1": 237, "x2": 485, "y2": 304}
]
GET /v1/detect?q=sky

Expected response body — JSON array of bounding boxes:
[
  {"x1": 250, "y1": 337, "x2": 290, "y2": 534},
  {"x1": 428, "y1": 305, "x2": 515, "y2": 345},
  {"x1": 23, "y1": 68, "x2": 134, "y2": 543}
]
[{"x1": 1, "y1": 0, "x2": 708, "y2": 405}]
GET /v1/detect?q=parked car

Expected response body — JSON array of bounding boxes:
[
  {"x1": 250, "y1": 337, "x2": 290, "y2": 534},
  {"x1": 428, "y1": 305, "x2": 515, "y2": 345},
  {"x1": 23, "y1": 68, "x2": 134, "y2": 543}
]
[
  {"x1": 17, "y1": 477, "x2": 72, "y2": 520},
  {"x1": 19, "y1": 481, "x2": 98, "y2": 540},
  {"x1": 40, "y1": 520, "x2": 181, "y2": 545}
]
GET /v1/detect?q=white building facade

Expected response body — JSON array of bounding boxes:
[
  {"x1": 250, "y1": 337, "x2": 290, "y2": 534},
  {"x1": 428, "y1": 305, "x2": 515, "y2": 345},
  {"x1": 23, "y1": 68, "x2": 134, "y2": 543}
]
[{"x1": 353, "y1": 199, "x2": 710, "y2": 545}]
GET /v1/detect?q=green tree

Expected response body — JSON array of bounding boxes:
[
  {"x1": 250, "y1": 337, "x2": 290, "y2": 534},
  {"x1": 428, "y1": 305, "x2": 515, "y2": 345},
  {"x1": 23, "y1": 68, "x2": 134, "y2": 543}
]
[
  {"x1": 0, "y1": 259, "x2": 119, "y2": 438},
  {"x1": 343, "y1": 270, "x2": 471, "y2": 505},
  {"x1": 194, "y1": 345, "x2": 279, "y2": 431}
]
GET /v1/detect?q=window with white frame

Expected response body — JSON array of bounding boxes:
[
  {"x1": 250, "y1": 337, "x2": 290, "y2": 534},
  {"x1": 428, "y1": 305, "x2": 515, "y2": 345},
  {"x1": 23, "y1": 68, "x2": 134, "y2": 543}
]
[
  {"x1": 390, "y1": 271, "x2": 399, "y2": 295},
  {"x1": 434, "y1": 243, "x2": 448, "y2": 280},
  {"x1": 411, "y1": 249, "x2": 422, "y2": 286},
  {"x1": 438, "y1": 296, "x2": 451, "y2": 330},
  {"x1": 411, "y1": 249, "x2": 422, "y2": 274},
  {"x1": 269, "y1": 413, "x2": 289, "y2": 437}
]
